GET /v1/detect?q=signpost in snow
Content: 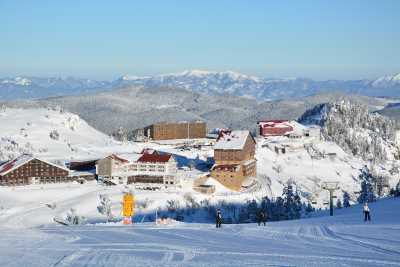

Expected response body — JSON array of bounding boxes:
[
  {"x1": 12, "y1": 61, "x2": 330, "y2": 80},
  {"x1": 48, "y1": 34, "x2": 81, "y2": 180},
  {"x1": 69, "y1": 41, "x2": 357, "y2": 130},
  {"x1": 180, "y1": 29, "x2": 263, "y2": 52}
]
[
  {"x1": 322, "y1": 182, "x2": 340, "y2": 216},
  {"x1": 122, "y1": 193, "x2": 135, "y2": 224}
]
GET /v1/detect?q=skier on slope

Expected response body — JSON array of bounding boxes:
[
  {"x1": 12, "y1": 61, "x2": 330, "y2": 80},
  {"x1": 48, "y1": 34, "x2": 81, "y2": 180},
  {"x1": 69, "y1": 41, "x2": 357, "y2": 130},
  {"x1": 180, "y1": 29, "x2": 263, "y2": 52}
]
[
  {"x1": 261, "y1": 210, "x2": 267, "y2": 226},
  {"x1": 363, "y1": 202, "x2": 371, "y2": 222},
  {"x1": 257, "y1": 210, "x2": 267, "y2": 226},
  {"x1": 216, "y1": 209, "x2": 222, "y2": 228}
]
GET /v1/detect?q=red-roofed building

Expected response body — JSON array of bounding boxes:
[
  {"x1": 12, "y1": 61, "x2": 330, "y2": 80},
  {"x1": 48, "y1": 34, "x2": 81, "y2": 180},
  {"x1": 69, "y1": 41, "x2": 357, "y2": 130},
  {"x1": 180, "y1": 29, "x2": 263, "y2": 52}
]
[
  {"x1": 95, "y1": 151, "x2": 179, "y2": 188},
  {"x1": 124, "y1": 152, "x2": 178, "y2": 187},
  {"x1": 258, "y1": 120, "x2": 293, "y2": 137}
]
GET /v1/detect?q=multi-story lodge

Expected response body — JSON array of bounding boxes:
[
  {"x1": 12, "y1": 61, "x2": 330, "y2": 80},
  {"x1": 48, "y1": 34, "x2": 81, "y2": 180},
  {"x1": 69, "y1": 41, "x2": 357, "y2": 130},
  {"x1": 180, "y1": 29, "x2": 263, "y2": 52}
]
[
  {"x1": 211, "y1": 130, "x2": 257, "y2": 191},
  {"x1": 143, "y1": 121, "x2": 206, "y2": 140},
  {"x1": 96, "y1": 154, "x2": 130, "y2": 181},
  {"x1": 96, "y1": 151, "x2": 179, "y2": 187},
  {"x1": 123, "y1": 152, "x2": 178, "y2": 187},
  {"x1": 0, "y1": 154, "x2": 70, "y2": 186}
]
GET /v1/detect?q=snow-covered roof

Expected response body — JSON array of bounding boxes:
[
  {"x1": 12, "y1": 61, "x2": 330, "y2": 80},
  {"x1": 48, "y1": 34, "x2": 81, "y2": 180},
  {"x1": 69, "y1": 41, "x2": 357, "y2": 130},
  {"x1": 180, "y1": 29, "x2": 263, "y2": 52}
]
[
  {"x1": 114, "y1": 153, "x2": 142, "y2": 163},
  {"x1": 0, "y1": 154, "x2": 69, "y2": 176},
  {"x1": 214, "y1": 130, "x2": 252, "y2": 150},
  {"x1": 258, "y1": 120, "x2": 292, "y2": 128}
]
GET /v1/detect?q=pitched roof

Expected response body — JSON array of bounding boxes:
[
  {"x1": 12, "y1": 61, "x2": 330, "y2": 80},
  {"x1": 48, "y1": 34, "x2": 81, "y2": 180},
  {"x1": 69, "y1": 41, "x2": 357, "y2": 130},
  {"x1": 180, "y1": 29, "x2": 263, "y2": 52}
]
[
  {"x1": 258, "y1": 120, "x2": 292, "y2": 128},
  {"x1": 106, "y1": 154, "x2": 130, "y2": 163},
  {"x1": 0, "y1": 154, "x2": 69, "y2": 176},
  {"x1": 137, "y1": 153, "x2": 172, "y2": 163},
  {"x1": 141, "y1": 148, "x2": 158, "y2": 155},
  {"x1": 214, "y1": 130, "x2": 253, "y2": 150}
]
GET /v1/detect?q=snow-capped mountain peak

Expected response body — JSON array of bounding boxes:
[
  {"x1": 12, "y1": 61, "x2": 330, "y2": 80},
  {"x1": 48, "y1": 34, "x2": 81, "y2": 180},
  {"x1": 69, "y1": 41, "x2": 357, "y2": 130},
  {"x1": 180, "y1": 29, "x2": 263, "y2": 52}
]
[
  {"x1": 15, "y1": 77, "x2": 32, "y2": 86},
  {"x1": 371, "y1": 72, "x2": 400, "y2": 88},
  {"x1": 2, "y1": 70, "x2": 400, "y2": 101},
  {"x1": 179, "y1": 69, "x2": 214, "y2": 77},
  {"x1": 1, "y1": 77, "x2": 32, "y2": 86}
]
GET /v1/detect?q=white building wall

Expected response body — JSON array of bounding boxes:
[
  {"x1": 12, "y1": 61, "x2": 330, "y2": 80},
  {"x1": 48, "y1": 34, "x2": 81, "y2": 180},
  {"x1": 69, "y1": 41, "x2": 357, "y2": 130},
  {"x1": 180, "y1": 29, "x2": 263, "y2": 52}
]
[{"x1": 116, "y1": 158, "x2": 179, "y2": 187}]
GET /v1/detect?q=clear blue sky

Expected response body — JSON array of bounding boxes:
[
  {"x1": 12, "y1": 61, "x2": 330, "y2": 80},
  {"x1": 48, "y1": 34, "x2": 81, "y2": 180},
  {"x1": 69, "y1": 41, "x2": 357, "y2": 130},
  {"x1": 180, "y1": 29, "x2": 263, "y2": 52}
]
[{"x1": 0, "y1": 0, "x2": 399, "y2": 80}]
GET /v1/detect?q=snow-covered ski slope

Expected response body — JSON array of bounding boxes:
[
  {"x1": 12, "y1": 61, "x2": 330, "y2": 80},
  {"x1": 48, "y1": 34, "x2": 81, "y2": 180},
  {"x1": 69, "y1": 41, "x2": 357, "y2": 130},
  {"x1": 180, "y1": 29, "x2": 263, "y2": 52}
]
[
  {"x1": 0, "y1": 107, "x2": 141, "y2": 161},
  {"x1": 0, "y1": 197, "x2": 399, "y2": 266}
]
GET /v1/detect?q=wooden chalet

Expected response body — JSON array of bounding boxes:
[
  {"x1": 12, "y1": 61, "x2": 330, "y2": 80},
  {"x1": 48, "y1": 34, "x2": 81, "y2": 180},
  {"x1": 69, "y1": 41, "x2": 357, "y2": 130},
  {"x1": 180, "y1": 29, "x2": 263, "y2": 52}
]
[{"x1": 0, "y1": 154, "x2": 70, "y2": 186}]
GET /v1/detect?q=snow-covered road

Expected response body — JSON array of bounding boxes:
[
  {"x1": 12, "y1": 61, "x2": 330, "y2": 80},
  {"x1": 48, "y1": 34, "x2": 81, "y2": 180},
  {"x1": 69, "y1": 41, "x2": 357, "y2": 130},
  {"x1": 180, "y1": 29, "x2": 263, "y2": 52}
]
[{"x1": 0, "y1": 198, "x2": 399, "y2": 267}]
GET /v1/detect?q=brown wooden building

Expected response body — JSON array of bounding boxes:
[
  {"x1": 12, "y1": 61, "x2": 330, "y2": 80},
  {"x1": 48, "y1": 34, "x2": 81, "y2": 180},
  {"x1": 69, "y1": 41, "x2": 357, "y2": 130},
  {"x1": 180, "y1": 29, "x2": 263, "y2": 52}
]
[
  {"x1": 0, "y1": 154, "x2": 70, "y2": 186},
  {"x1": 211, "y1": 130, "x2": 257, "y2": 191},
  {"x1": 143, "y1": 121, "x2": 206, "y2": 140}
]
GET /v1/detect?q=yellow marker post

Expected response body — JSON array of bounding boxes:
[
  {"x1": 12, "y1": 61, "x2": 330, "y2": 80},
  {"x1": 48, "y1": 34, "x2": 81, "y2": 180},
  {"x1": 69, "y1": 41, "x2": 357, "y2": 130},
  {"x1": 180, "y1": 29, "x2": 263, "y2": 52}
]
[{"x1": 122, "y1": 193, "x2": 135, "y2": 224}]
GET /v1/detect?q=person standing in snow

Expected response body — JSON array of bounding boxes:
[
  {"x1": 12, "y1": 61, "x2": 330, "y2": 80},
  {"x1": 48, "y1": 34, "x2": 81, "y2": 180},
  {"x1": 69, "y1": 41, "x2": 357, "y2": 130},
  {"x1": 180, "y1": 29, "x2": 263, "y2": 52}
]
[
  {"x1": 363, "y1": 202, "x2": 371, "y2": 222},
  {"x1": 216, "y1": 209, "x2": 222, "y2": 228},
  {"x1": 257, "y1": 210, "x2": 267, "y2": 226},
  {"x1": 261, "y1": 210, "x2": 267, "y2": 226}
]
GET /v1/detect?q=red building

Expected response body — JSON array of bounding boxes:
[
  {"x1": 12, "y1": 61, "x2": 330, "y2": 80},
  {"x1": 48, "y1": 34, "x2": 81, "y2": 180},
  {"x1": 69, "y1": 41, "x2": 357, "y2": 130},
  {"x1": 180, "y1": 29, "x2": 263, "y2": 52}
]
[{"x1": 257, "y1": 120, "x2": 293, "y2": 136}]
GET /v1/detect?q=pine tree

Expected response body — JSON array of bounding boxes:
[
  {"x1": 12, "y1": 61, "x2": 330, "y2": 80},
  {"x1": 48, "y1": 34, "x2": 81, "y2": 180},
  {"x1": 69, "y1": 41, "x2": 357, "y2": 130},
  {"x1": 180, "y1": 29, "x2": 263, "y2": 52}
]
[
  {"x1": 97, "y1": 194, "x2": 113, "y2": 221},
  {"x1": 275, "y1": 197, "x2": 286, "y2": 221},
  {"x1": 282, "y1": 182, "x2": 299, "y2": 220},
  {"x1": 261, "y1": 197, "x2": 272, "y2": 220},
  {"x1": 394, "y1": 180, "x2": 400, "y2": 197},
  {"x1": 357, "y1": 166, "x2": 377, "y2": 204},
  {"x1": 305, "y1": 202, "x2": 314, "y2": 213},
  {"x1": 343, "y1": 192, "x2": 351, "y2": 208},
  {"x1": 293, "y1": 190, "x2": 303, "y2": 219}
]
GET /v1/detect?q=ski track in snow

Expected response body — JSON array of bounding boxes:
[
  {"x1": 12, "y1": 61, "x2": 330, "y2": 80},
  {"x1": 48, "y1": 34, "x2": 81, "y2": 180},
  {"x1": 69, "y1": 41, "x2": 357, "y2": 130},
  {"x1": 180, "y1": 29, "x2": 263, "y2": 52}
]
[
  {"x1": 0, "y1": 184, "x2": 399, "y2": 266},
  {"x1": 0, "y1": 215, "x2": 399, "y2": 267}
]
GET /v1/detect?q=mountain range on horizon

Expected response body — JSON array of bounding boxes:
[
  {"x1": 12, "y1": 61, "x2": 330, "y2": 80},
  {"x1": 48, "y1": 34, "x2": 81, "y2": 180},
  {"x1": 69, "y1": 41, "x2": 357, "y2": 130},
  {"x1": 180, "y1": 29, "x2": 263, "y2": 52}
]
[{"x1": 1, "y1": 70, "x2": 400, "y2": 101}]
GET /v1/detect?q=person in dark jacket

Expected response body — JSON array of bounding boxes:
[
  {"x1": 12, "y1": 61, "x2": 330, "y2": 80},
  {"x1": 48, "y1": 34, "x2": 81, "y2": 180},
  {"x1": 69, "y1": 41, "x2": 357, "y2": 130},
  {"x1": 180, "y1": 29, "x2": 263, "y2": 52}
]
[
  {"x1": 363, "y1": 202, "x2": 371, "y2": 222},
  {"x1": 257, "y1": 210, "x2": 267, "y2": 226},
  {"x1": 216, "y1": 209, "x2": 222, "y2": 228}
]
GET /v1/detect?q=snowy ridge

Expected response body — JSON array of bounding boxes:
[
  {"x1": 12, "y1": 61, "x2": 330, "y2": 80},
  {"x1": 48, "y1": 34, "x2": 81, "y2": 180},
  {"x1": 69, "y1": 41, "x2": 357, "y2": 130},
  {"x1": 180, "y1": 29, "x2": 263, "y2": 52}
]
[
  {"x1": 113, "y1": 70, "x2": 400, "y2": 100},
  {"x1": 2, "y1": 71, "x2": 400, "y2": 101},
  {"x1": 371, "y1": 72, "x2": 400, "y2": 88},
  {"x1": 0, "y1": 107, "x2": 137, "y2": 161},
  {"x1": 299, "y1": 100, "x2": 400, "y2": 162},
  {"x1": 0, "y1": 76, "x2": 110, "y2": 100}
]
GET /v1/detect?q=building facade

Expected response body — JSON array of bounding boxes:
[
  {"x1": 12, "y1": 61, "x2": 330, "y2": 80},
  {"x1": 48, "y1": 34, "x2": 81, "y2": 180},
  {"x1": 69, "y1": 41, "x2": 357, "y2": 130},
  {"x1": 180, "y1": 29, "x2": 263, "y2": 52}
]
[
  {"x1": 143, "y1": 121, "x2": 206, "y2": 140},
  {"x1": 122, "y1": 152, "x2": 178, "y2": 187},
  {"x1": 96, "y1": 151, "x2": 179, "y2": 187},
  {"x1": 96, "y1": 154, "x2": 130, "y2": 180},
  {"x1": 0, "y1": 155, "x2": 70, "y2": 186},
  {"x1": 211, "y1": 130, "x2": 257, "y2": 191},
  {"x1": 258, "y1": 120, "x2": 293, "y2": 137}
]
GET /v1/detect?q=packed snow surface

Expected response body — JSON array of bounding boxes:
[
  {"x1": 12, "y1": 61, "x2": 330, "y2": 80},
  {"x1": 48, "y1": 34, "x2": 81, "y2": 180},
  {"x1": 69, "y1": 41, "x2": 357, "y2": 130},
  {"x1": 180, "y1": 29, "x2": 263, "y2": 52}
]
[{"x1": 0, "y1": 182, "x2": 398, "y2": 267}]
